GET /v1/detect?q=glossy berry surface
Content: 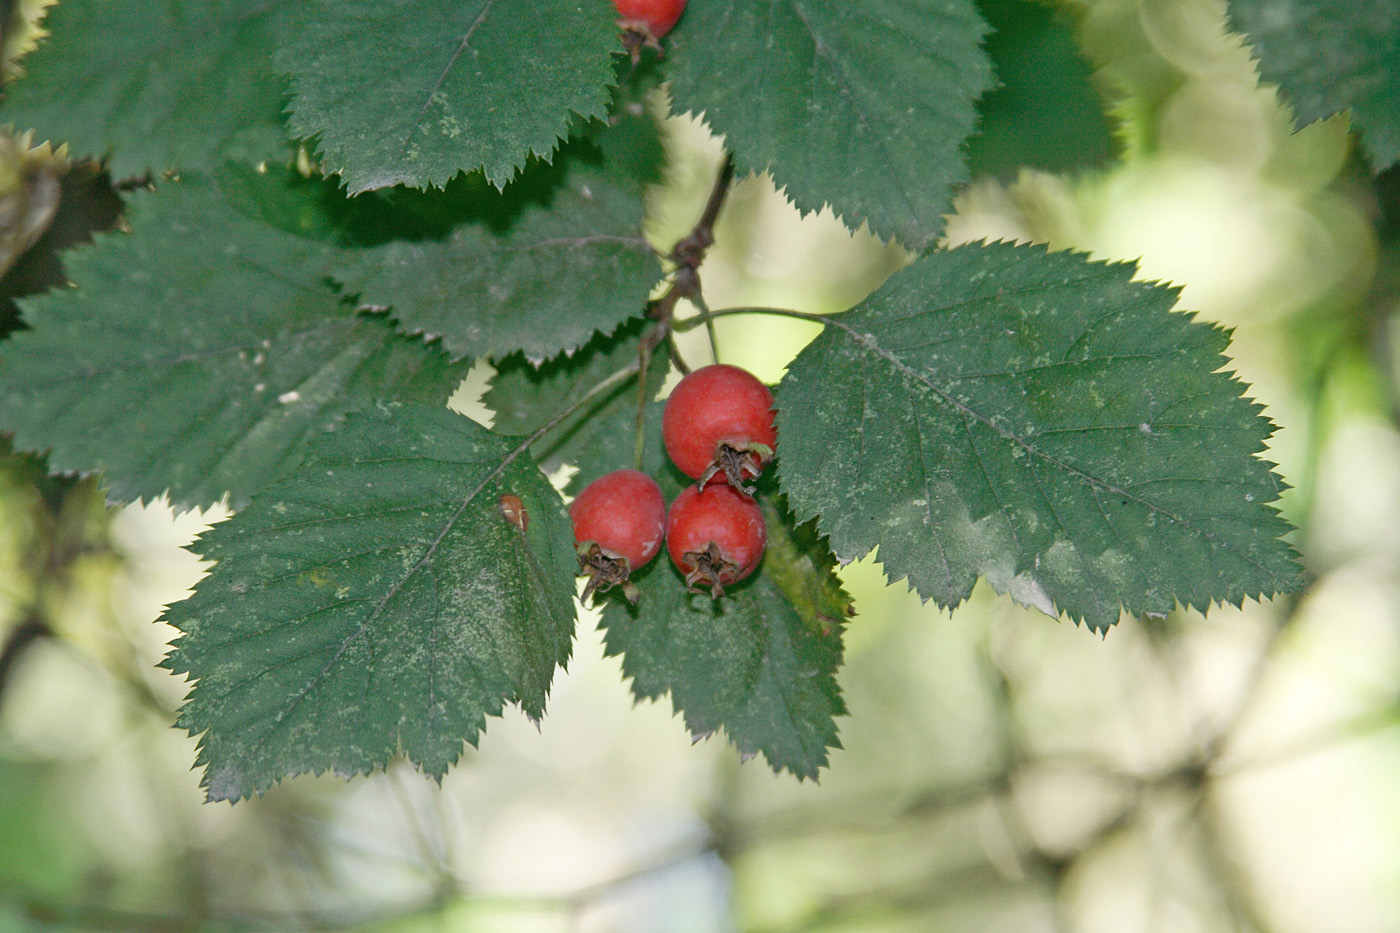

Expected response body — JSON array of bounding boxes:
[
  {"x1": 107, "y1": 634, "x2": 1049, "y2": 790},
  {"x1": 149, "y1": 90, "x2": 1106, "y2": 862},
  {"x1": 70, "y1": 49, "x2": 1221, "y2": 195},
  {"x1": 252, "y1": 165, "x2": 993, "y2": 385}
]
[
  {"x1": 662, "y1": 364, "x2": 777, "y2": 489},
  {"x1": 666, "y1": 484, "x2": 767, "y2": 597},
  {"x1": 571, "y1": 469, "x2": 666, "y2": 569},
  {"x1": 613, "y1": 0, "x2": 686, "y2": 38}
]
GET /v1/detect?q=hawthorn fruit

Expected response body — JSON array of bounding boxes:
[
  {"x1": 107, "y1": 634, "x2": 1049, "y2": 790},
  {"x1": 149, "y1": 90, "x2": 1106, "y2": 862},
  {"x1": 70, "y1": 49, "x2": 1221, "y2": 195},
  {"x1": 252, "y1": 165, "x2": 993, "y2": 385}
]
[{"x1": 666, "y1": 483, "x2": 767, "y2": 597}]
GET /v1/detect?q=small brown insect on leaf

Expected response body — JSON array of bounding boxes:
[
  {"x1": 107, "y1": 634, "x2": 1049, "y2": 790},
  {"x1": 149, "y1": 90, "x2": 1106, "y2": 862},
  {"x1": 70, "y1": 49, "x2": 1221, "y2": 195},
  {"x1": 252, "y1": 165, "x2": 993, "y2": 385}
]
[{"x1": 499, "y1": 494, "x2": 528, "y2": 532}]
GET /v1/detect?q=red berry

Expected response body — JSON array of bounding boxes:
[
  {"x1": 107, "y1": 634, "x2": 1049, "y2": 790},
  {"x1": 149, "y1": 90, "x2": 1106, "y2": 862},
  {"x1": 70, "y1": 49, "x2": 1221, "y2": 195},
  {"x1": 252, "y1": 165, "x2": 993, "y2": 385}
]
[
  {"x1": 662, "y1": 364, "x2": 777, "y2": 492},
  {"x1": 571, "y1": 469, "x2": 666, "y2": 601},
  {"x1": 666, "y1": 484, "x2": 767, "y2": 597},
  {"x1": 614, "y1": 0, "x2": 686, "y2": 39}
]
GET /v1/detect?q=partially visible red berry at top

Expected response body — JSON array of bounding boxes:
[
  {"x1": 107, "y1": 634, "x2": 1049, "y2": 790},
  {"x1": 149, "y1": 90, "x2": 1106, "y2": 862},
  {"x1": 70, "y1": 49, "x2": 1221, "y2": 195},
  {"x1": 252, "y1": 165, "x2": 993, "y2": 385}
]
[
  {"x1": 571, "y1": 469, "x2": 666, "y2": 602},
  {"x1": 613, "y1": 0, "x2": 687, "y2": 39},
  {"x1": 666, "y1": 483, "x2": 767, "y2": 597},
  {"x1": 662, "y1": 363, "x2": 777, "y2": 493}
]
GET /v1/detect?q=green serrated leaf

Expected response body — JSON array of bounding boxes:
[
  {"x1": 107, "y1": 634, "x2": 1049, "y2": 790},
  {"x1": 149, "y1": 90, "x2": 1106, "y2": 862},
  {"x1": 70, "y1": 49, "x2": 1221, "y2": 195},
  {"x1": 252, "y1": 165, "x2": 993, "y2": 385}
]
[
  {"x1": 0, "y1": 170, "x2": 471, "y2": 509},
  {"x1": 601, "y1": 500, "x2": 846, "y2": 778},
  {"x1": 665, "y1": 0, "x2": 994, "y2": 250},
  {"x1": 775, "y1": 241, "x2": 1303, "y2": 631},
  {"x1": 486, "y1": 321, "x2": 679, "y2": 492},
  {"x1": 278, "y1": 0, "x2": 619, "y2": 193},
  {"x1": 1229, "y1": 0, "x2": 1400, "y2": 170},
  {"x1": 163, "y1": 402, "x2": 578, "y2": 802},
  {"x1": 331, "y1": 124, "x2": 663, "y2": 363},
  {"x1": 2, "y1": 0, "x2": 293, "y2": 178}
]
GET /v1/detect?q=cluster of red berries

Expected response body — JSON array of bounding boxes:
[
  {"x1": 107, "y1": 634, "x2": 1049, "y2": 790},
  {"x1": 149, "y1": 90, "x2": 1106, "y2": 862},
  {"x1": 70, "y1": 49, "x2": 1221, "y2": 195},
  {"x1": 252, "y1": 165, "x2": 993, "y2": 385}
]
[{"x1": 570, "y1": 364, "x2": 776, "y2": 601}]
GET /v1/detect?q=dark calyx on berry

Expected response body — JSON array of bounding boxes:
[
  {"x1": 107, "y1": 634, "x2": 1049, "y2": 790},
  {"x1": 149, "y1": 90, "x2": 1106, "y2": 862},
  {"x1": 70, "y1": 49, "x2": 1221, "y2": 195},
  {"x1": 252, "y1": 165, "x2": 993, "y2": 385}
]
[
  {"x1": 697, "y1": 440, "x2": 774, "y2": 495},
  {"x1": 678, "y1": 541, "x2": 746, "y2": 598},
  {"x1": 577, "y1": 542, "x2": 640, "y2": 604}
]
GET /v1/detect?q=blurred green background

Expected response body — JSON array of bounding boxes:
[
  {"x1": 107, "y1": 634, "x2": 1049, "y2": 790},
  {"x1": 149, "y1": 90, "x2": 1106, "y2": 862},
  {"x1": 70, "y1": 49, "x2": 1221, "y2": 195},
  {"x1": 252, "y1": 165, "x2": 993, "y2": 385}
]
[{"x1": 3, "y1": 0, "x2": 1400, "y2": 929}]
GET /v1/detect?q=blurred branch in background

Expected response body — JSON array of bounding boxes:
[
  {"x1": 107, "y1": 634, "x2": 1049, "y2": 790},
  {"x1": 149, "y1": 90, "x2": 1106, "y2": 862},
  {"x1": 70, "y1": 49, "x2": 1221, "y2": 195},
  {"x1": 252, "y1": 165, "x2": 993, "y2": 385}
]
[{"x1": 0, "y1": 443, "x2": 109, "y2": 705}]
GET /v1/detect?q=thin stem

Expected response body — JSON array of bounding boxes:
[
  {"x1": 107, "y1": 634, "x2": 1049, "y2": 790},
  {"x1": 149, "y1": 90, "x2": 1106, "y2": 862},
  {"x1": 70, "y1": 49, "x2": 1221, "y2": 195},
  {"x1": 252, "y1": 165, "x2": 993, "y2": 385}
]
[
  {"x1": 671, "y1": 305, "x2": 834, "y2": 332},
  {"x1": 662, "y1": 153, "x2": 738, "y2": 370},
  {"x1": 689, "y1": 289, "x2": 721, "y2": 365},
  {"x1": 666, "y1": 333, "x2": 692, "y2": 375},
  {"x1": 691, "y1": 154, "x2": 735, "y2": 245},
  {"x1": 634, "y1": 340, "x2": 652, "y2": 471},
  {"x1": 508, "y1": 361, "x2": 642, "y2": 472},
  {"x1": 669, "y1": 154, "x2": 736, "y2": 272},
  {"x1": 0, "y1": 1, "x2": 16, "y2": 63}
]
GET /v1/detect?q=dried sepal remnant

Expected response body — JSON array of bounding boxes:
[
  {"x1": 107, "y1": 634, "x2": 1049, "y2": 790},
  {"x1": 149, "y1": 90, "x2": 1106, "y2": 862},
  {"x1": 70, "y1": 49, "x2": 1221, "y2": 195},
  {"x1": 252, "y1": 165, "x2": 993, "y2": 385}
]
[
  {"x1": 676, "y1": 541, "x2": 743, "y2": 597},
  {"x1": 697, "y1": 440, "x2": 774, "y2": 496},
  {"x1": 577, "y1": 541, "x2": 640, "y2": 603}
]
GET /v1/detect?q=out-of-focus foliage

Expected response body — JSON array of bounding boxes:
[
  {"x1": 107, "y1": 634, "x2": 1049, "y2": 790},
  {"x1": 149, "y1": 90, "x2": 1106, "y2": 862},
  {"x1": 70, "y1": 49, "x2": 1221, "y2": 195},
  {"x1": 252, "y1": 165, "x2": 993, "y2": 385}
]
[
  {"x1": 0, "y1": 131, "x2": 63, "y2": 281},
  {"x1": 1229, "y1": 0, "x2": 1400, "y2": 170}
]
